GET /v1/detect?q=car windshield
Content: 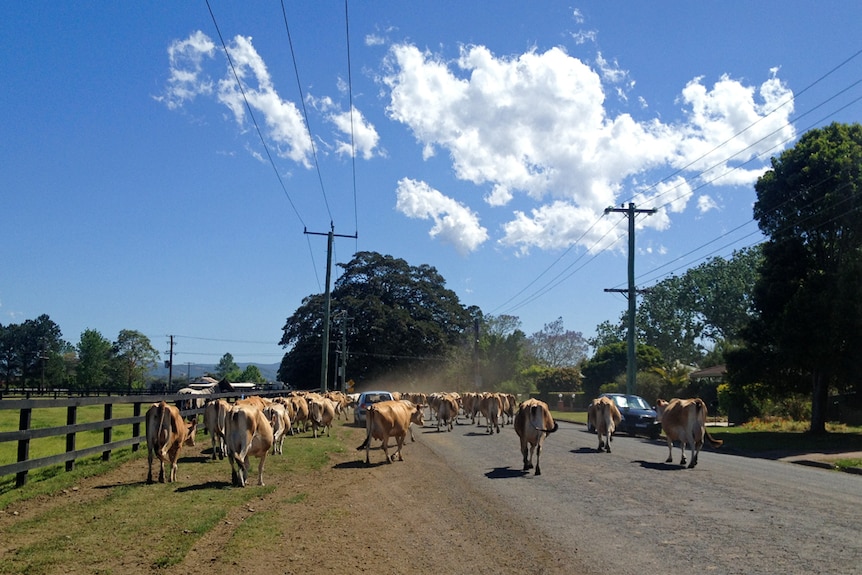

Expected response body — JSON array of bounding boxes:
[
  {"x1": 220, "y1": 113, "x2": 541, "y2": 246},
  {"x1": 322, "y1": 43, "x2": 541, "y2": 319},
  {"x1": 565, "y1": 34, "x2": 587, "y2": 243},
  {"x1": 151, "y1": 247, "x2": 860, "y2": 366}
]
[
  {"x1": 364, "y1": 393, "x2": 388, "y2": 403},
  {"x1": 625, "y1": 396, "x2": 651, "y2": 410},
  {"x1": 609, "y1": 395, "x2": 651, "y2": 410}
]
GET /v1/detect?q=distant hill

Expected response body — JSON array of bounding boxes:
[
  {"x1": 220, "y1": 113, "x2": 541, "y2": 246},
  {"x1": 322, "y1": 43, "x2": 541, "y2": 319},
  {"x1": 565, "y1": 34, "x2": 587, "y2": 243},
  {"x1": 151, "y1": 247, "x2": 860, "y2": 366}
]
[{"x1": 148, "y1": 362, "x2": 282, "y2": 384}]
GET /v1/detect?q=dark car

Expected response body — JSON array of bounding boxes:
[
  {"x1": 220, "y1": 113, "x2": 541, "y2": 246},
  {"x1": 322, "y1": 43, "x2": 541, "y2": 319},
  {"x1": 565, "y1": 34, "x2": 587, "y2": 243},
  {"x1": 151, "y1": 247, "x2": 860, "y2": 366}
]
[
  {"x1": 354, "y1": 390, "x2": 394, "y2": 426},
  {"x1": 587, "y1": 393, "x2": 661, "y2": 439}
]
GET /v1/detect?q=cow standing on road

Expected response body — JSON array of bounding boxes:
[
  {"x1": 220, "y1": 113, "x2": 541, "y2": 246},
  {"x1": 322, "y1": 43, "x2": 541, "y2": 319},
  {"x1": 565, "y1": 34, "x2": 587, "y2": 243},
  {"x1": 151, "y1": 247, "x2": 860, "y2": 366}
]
[
  {"x1": 587, "y1": 396, "x2": 622, "y2": 453},
  {"x1": 514, "y1": 398, "x2": 558, "y2": 476},
  {"x1": 357, "y1": 400, "x2": 425, "y2": 464},
  {"x1": 656, "y1": 398, "x2": 724, "y2": 468}
]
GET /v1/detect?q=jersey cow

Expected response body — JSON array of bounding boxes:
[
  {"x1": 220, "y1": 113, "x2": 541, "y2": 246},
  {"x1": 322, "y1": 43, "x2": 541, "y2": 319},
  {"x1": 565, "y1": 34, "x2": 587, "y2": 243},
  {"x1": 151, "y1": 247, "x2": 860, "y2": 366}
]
[
  {"x1": 225, "y1": 403, "x2": 274, "y2": 486},
  {"x1": 357, "y1": 400, "x2": 425, "y2": 464},
  {"x1": 203, "y1": 398, "x2": 231, "y2": 460},
  {"x1": 479, "y1": 393, "x2": 503, "y2": 434},
  {"x1": 434, "y1": 393, "x2": 459, "y2": 432},
  {"x1": 655, "y1": 398, "x2": 724, "y2": 468},
  {"x1": 145, "y1": 401, "x2": 197, "y2": 484},
  {"x1": 514, "y1": 398, "x2": 558, "y2": 476},
  {"x1": 587, "y1": 396, "x2": 622, "y2": 453}
]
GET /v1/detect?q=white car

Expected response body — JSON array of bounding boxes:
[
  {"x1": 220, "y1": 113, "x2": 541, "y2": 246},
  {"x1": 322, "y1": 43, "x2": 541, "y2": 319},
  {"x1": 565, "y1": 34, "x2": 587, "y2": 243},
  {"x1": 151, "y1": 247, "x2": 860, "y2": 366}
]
[{"x1": 354, "y1": 391, "x2": 394, "y2": 426}]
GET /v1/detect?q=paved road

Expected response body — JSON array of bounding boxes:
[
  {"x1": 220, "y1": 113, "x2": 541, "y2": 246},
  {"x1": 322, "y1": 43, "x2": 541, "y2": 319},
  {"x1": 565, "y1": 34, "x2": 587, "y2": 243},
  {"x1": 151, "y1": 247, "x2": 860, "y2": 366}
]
[{"x1": 415, "y1": 418, "x2": 862, "y2": 575}]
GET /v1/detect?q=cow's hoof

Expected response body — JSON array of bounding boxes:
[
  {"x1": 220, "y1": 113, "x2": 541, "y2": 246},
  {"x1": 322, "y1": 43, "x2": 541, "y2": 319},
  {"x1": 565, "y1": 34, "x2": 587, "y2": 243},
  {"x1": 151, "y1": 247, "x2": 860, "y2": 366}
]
[{"x1": 665, "y1": 457, "x2": 673, "y2": 463}]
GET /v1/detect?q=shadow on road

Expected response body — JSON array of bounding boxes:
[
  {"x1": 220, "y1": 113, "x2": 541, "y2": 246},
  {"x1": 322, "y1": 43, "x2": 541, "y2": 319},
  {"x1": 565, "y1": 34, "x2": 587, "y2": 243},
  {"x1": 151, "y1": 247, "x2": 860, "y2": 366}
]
[
  {"x1": 634, "y1": 459, "x2": 686, "y2": 471},
  {"x1": 485, "y1": 466, "x2": 528, "y2": 479}
]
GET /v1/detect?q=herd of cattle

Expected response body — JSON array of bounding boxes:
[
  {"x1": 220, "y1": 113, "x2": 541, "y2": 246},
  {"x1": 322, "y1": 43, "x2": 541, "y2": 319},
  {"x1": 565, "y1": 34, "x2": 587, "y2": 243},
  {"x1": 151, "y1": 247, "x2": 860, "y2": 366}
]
[{"x1": 144, "y1": 389, "x2": 723, "y2": 486}]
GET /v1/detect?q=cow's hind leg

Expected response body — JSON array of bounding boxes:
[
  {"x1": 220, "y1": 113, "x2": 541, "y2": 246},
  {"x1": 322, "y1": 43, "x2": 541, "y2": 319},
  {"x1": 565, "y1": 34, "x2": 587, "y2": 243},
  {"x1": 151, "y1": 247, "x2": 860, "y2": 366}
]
[
  {"x1": 521, "y1": 440, "x2": 532, "y2": 471},
  {"x1": 535, "y1": 444, "x2": 542, "y2": 476},
  {"x1": 146, "y1": 449, "x2": 155, "y2": 484},
  {"x1": 665, "y1": 439, "x2": 674, "y2": 464},
  {"x1": 688, "y1": 440, "x2": 702, "y2": 468},
  {"x1": 394, "y1": 435, "x2": 406, "y2": 462}
]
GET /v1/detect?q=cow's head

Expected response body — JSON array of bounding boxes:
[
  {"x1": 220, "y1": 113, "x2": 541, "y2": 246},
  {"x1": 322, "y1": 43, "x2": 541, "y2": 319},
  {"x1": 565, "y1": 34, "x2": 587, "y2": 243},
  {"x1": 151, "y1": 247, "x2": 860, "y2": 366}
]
[{"x1": 410, "y1": 405, "x2": 425, "y2": 427}]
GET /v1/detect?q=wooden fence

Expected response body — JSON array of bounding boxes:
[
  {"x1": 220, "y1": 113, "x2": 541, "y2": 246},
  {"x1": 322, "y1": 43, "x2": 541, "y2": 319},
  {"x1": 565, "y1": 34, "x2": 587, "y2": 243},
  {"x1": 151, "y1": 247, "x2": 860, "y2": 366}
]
[{"x1": 0, "y1": 390, "x2": 287, "y2": 488}]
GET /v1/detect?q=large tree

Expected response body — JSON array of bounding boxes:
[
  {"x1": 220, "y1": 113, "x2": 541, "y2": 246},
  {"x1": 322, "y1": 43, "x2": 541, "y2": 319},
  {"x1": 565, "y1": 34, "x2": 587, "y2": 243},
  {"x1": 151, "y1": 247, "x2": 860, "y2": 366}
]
[
  {"x1": 0, "y1": 314, "x2": 67, "y2": 390},
  {"x1": 636, "y1": 247, "x2": 762, "y2": 365},
  {"x1": 476, "y1": 314, "x2": 528, "y2": 391},
  {"x1": 580, "y1": 342, "x2": 664, "y2": 399},
  {"x1": 76, "y1": 329, "x2": 113, "y2": 392},
  {"x1": 215, "y1": 352, "x2": 242, "y2": 381},
  {"x1": 528, "y1": 317, "x2": 589, "y2": 368},
  {"x1": 112, "y1": 330, "x2": 160, "y2": 394},
  {"x1": 279, "y1": 251, "x2": 473, "y2": 390},
  {"x1": 729, "y1": 123, "x2": 862, "y2": 433}
]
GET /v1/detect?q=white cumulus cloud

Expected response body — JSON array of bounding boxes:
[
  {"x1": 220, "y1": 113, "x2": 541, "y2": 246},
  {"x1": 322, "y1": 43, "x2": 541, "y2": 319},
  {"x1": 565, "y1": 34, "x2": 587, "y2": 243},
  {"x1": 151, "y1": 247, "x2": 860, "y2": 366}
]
[
  {"x1": 381, "y1": 41, "x2": 794, "y2": 254},
  {"x1": 395, "y1": 178, "x2": 488, "y2": 255}
]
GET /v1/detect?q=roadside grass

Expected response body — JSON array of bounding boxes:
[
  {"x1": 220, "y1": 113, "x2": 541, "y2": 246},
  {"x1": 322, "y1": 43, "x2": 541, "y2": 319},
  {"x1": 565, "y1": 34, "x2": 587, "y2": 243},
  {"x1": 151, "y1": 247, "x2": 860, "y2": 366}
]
[
  {"x1": 0, "y1": 404, "x2": 139, "y2": 463},
  {"x1": 0, "y1": 448, "x2": 140, "y2": 508},
  {"x1": 551, "y1": 409, "x2": 862, "y2": 457},
  {"x1": 0, "y1": 423, "x2": 351, "y2": 575}
]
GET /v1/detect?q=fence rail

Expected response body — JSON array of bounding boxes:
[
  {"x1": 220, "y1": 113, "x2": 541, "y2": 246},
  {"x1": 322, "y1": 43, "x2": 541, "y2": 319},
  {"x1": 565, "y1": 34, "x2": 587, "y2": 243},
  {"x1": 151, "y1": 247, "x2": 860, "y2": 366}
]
[{"x1": 0, "y1": 390, "x2": 287, "y2": 488}]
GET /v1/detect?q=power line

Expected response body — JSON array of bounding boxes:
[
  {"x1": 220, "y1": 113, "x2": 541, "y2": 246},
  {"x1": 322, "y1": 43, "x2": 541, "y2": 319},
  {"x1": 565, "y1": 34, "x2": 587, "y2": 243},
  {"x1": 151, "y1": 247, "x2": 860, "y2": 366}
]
[
  {"x1": 279, "y1": 0, "x2": 334, "y2": 225},
  {"x1": 345, "y1": 0, "x2": 360, "y2": 247},
  {"x1": 204, "y1": 0, "x2": 307, "y2": 229}
]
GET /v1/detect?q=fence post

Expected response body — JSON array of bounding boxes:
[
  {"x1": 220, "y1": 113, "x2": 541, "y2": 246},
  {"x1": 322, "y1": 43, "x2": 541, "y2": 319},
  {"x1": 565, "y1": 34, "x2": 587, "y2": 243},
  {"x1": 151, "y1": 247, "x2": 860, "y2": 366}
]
[
  {"x1": 102, "y1": 403, "x2": 113, "y2": 461},
  {"x1": 65, "y1": 405, "x2": 77, "y2": 472},
  {"x1": 132, "y1": 402, "x2": 142, "y2": 452},
  {"x1": 16, "y1": 407, "x2": 32, "y2": 488}
]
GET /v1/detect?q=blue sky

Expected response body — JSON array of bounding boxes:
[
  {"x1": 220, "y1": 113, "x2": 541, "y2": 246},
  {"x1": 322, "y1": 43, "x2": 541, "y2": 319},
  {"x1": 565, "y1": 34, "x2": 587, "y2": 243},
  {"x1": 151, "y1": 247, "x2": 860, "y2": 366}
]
[{"x1": 3, "y1": 2, "x2": 861, "y2": 370}]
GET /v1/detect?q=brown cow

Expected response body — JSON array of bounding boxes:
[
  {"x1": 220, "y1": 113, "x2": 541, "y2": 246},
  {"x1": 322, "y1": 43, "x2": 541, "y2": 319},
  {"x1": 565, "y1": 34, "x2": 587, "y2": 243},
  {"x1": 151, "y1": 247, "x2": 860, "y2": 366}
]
[
  {"x1": 357, "y1": 400, "x2": 425, "y2": 464},
  {"x1": 479, "y1": 392, "x2": 503, "y2": 434},
  {"x1": 588, "y1": 396, "x2": 622, "y2": 453},
  {"x1": 655, "y1": 398, "x2": 724, "y2": 468},
  {"x1": 263, "y1": 402, "x2": 291, "y2": 455},
  {"x1": 203, "y1": 398, "x2": 230, "y2": 460},
  {"x1": 514, "y1": 398, "x2": 558, "y2": 476},
  {"x1": 225, "y1": 403, "x2": 274, "y2": 487},
  {"x1": 434, "y1": 393, "x2": 459, "y2": 432},
  {"x1": 145, "y1": 401, "x2": 197, "y2": 484},
  {"x1": 307, "y1": 393, "x2": 336, "y2": 438},
  {"x1": 286, "y1": 394, "x2": 309, "y2": 434}
]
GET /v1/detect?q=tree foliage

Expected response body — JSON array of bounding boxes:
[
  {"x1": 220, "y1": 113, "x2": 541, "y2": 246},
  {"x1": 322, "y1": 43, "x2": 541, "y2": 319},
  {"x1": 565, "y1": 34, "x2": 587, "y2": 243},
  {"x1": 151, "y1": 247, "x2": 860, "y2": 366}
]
[
  {"x1": 728, "y1": 123, "x2": 862, "y2": 433},
  {"x1": 112, "y1": 329, "x2": 159, "y2": 393},
  {"x1": 476, "y1": 315, "x2": 528, "y2": 391},
  {"x1": 580, "y1": 342, "x2": 664, "y2": 399},
  {"x1": 636, "y1": 247, "x2": 761, "y2": 365},
  {"x1": 0, "y1": 314, "x2": 68, "y2": 390},
  {"x1": 76, "y1": 329, "x2": 113, "y2": 392},
  {"x1": 279, "y1": 252, "x2": 474, "y2": 390},
  {"x1": 528, "y1": 317, "x2": 589, "y2": 368},
  {"x1": 215, "y1": 353, "x2": 242, "y2": 381}
]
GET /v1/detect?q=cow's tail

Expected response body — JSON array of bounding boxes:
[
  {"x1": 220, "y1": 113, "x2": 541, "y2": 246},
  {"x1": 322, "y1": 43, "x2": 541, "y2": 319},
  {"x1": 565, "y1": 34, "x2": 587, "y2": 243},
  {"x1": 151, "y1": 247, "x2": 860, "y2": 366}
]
[
  {"x1": 529, "y1": 405, "x2": 559, "y2": 434},
  {"x1": 695, "y1": 399, "x2": 723, "y2": 448},
  {"x1": 704, "y1": 429, "x2": 724, "y2": 448},
  {"x1": 356, "y1": 405, "x2": 374, "y2": 450},
  {"x1": 156, "y1": 401, "x2": 171, "y2": 459}
]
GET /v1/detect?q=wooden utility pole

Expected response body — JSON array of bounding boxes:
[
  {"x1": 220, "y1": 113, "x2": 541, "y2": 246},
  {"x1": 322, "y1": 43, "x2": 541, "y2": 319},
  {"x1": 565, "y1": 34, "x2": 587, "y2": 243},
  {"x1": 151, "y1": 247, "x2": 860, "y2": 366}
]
[
  {"x1": 604, "y1": 203, "x2": 656, "y2": 396},
  {"x1": 305, "y1": 225, "x2": 357, "y2": 393}
]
